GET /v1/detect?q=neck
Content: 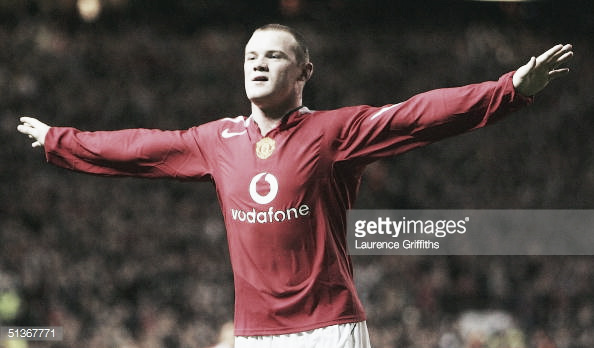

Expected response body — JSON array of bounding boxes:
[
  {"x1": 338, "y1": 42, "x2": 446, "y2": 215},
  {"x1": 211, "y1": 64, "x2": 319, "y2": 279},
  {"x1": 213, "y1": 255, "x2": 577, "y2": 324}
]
[{"x1": 250, "y1": 102, "x2": 302, "y2": 136}]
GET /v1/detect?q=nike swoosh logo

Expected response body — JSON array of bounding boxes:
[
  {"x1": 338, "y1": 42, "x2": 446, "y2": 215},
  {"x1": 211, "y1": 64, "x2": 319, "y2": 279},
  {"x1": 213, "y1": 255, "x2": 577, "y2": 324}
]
[{"x1": 221, "y1": 128, "x2": 247, "y2": 138}]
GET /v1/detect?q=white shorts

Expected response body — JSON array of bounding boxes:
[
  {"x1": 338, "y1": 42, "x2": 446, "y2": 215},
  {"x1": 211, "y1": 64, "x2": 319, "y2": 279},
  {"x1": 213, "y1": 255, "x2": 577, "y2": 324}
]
[{"x1": 234, "y1": 321, "x2": 372, "y2": 348}]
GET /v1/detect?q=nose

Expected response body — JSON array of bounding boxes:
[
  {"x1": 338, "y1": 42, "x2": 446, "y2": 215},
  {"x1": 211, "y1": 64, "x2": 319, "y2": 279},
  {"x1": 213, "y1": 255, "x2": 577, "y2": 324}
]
[{"x1": 253, "y1": 59, "x2": 268, "y2": 72}]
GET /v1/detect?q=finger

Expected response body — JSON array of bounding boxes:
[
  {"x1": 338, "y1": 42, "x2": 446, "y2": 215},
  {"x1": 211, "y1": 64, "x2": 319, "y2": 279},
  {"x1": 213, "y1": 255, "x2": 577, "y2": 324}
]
[
  {"x1": 32, "y1": 141, "x2": 41, "y2": 148},
  {"x1": 542, "y1": 44, "x2": 573, "y2": 66},
  {"x1": 537, "y1": 44, "x2": 565, "y2": 63},
  {"x1": 20, "y1": 116, "x2": 36, "y2": 125},
  {"x1": 555, "y1": 50, "x2": 574, "y2": 65},
  {"x1": 16, "y1": 124, "x2": 32, "y2": 135},
  {"x1": 549, "y1": 45, "x2": 573, "y2": 65},
  {"x1": 20, "y1": 117, "x2": 41, "y2": 127},
  {"x1": 546, "y1": 49, "x2": 573, "y2": 75},
  {"x1": 525, "y1": 56, "x2": 537, "y2": 72},
  {"x1": 19, "y1": 116, "x2": 47, "y2": 130},
  {"x1": 548, "y1": 68, "x2": 570, "y2": 81},
  {"x1": 549, "y1": 53, "x2": 573, "y2": 72}
]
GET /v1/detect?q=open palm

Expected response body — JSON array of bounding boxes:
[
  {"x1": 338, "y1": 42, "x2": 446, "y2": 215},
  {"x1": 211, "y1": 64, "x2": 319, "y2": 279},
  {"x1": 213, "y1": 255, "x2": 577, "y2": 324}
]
[{"x1": 513, "y1": 44, "x2": 573, "y2": 96}]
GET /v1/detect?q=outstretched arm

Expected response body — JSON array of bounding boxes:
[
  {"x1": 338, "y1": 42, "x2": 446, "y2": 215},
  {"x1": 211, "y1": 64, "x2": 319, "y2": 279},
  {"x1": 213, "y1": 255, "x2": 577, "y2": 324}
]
[
  {"x1": 513, "y1": 44, "x2": 573, "y2": 96},
  {"x1": 17, "y1": 117, "x2": 50, "y2": 148},
  {"x1": 333, "y1": 44, "x2": 575, "y2": 164},
  {"x1": 17, "y1": 118, "x2": 212, "y2": 180}
]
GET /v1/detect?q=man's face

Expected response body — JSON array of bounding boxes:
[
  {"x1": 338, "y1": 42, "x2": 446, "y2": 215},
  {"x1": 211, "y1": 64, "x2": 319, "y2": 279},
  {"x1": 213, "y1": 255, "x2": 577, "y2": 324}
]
[{"x1": 244, "y1": 30, "x2": 305, "y2": 108}]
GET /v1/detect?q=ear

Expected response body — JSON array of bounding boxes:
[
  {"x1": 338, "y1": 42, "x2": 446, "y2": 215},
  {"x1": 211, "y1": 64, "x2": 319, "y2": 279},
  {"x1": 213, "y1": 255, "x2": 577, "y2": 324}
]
[{"x1": 299, "y1": 62, "x2": 314, "y2": 82}]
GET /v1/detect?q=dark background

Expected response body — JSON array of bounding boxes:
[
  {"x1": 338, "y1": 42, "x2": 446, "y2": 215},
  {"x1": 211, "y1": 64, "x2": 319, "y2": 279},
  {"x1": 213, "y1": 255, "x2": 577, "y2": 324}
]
[{"x1": 1, "y1": 0, "x2": 593, "y2": 347}]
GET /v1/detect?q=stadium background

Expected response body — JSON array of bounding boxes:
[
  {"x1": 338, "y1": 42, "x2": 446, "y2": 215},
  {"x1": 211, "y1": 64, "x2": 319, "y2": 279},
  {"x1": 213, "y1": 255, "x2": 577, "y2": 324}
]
[{"x1": 1, "y1": 0, "x2": 593, "y2": 347}]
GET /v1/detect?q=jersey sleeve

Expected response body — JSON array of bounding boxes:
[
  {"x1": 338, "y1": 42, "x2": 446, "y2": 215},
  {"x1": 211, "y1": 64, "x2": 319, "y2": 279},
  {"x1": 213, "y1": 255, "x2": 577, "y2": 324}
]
[
  {"x1": 331, "y1": 71, "x2": 533, "y2": 166},
  {"x1": 44, "y1": 126, "x2": 213, "y2": 180}
]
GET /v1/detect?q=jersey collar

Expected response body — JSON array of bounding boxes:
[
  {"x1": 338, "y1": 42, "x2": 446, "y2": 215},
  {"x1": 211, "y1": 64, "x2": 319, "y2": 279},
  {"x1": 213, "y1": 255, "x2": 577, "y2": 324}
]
[
  {"x1": 278, "y1": 106, "x2": 312, "y2": 131},
  {"x1": 246, "y1": 106, "x2": 312, "y2": 139}
]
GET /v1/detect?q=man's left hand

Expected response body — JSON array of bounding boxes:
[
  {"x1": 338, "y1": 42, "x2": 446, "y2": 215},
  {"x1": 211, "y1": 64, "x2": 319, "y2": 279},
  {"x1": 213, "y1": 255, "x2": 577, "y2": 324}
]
[{"x1": 513, "y1": 44, "x2": 573, "y2": 96}]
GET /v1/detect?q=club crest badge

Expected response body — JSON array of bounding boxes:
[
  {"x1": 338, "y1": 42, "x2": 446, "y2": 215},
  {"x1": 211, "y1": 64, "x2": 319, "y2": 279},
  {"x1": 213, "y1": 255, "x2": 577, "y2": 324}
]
[{"x1": 256, "y1": 137, "x2": 275, "y2": 159}]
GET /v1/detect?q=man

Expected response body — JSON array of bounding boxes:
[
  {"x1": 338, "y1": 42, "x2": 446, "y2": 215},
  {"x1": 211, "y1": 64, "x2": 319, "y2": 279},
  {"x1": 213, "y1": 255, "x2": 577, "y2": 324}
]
[{"x1": 18, "y1": 24, "x2": 572, "y2": 348}]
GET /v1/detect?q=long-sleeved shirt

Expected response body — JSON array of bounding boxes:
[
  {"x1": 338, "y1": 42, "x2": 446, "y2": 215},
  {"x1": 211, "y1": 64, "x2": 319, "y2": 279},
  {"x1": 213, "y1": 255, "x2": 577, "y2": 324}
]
[{"x1": 44, "y1": 71, "x2": 532, "y2": 336}]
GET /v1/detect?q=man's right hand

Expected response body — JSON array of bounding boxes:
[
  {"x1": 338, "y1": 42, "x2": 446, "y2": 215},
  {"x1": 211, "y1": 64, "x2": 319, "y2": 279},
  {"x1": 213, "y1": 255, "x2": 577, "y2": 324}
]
[{"x1": 17, "y1": 117, "x2": 50, "y2": 148}]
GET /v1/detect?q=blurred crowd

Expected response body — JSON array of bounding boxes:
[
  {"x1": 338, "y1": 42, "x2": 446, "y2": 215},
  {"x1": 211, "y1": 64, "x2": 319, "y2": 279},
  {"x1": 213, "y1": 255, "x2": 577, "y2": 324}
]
[{"x1": 1, "y1": 1, "x2": 594, "y2": 347}]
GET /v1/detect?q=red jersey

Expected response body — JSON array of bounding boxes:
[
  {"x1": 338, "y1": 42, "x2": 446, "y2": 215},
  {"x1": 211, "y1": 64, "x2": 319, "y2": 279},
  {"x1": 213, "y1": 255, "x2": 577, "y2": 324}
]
[{"x1": 44, "y1": 72, "x2": 531, "y2": 336}]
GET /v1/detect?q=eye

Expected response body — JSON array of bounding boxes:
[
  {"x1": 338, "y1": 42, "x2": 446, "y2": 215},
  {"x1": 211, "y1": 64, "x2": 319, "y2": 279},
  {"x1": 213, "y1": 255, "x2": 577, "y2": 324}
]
[{"x1": 269, "y1": 52, "x2": 284, "y2": 59}]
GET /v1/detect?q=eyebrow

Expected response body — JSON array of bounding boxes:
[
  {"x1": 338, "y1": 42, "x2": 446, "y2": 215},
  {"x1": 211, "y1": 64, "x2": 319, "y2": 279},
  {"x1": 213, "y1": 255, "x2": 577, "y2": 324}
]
[
  {"x1": 245, "y1": 49, "x2": 286, "y2": 55},
  {"x1": 244, "y1": 50, "x2": 289, "y2": 58}
]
